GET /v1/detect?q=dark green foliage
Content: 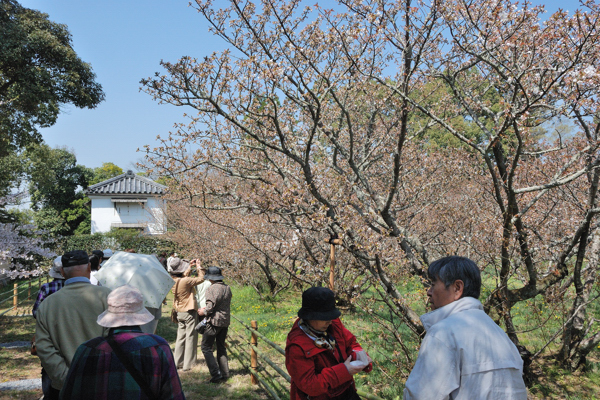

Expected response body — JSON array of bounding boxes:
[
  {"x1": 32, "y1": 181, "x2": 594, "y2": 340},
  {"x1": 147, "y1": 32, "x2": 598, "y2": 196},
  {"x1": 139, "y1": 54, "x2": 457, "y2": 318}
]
[
  {"x1": 63, "y1": 196, "x2": 91, "y2": 235},
  {"x1": 31, "y1": 206, "x2": 68, "y2": 237},
  {"x1": 60, "y1": 233, "x2": 106, "y2": 254},
  {"x1": 0, "y1": 0, "x2": 104, "y2": 157},
  {"x1": 61, "y1": 229, "x2": 179, "y2": 256},
  {"x1": 25, "y1": 143, "x2": 92, "y2": 236},
  {"x1": 409, "y1": 73, "x2": 495, "y2": 150},
  {"x1": 89, "y1": 162, "x2": 124, "y2": 185},
  {"x1": 26, "y1": 144, "x2": 91, "y2": 212},
  {"x1": 0, "y1": 150, "x2": 24, "y2": 197}
]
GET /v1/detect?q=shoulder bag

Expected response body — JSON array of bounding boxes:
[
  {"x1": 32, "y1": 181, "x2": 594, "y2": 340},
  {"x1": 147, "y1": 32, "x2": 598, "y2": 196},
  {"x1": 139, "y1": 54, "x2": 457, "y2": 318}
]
[
  {"x1": 106, "y1": 335, "x2": 158, "y2": 400},
  {"x1": 194, "y1": 318, "x2": 208, "y2": 334}
]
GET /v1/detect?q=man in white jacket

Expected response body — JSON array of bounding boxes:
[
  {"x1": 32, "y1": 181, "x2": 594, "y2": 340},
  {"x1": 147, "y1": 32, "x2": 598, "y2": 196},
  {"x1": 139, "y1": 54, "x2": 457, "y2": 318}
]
[{"x1": 403, "y1": 256, "x2": 527, "y2": 400}]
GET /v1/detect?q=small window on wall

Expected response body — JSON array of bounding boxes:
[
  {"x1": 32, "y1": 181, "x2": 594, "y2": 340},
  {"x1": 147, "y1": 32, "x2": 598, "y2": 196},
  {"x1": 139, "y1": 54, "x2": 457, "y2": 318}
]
[
  {"x1": 114, "y1": 203, "x2": 131, "y2": 215},
  {"x1": 111, "y1": 199, "x2": 147, "y2": 216}
]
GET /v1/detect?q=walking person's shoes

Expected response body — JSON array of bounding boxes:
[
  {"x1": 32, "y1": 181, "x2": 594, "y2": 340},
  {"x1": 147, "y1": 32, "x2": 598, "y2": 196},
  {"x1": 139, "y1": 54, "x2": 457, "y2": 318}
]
[{"x1": 208, "y1": 374, "x2": 225, "y2": 384}]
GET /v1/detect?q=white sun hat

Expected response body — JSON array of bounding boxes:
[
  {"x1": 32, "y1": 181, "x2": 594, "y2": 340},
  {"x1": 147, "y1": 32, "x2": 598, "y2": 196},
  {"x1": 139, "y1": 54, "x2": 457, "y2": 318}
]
[
  {"x1": 48, "y1": 256, "x2": 64, "y2": 279},
  {"x1": 97, "y1": 285, "x2": 154, "y2": 328}
]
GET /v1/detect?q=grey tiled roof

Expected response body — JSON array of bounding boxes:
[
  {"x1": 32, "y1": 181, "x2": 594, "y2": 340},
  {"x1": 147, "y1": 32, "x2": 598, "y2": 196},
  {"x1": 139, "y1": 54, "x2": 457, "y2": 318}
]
[{"x1": 85, "y1": 170, "x2": 167, "y2": 195}]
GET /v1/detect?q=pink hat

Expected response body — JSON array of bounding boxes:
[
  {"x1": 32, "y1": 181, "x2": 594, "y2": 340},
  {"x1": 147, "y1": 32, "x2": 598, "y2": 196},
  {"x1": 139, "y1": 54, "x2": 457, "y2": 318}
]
[{"x1": 97, "y1": 285, "x2": 154, "y2": 328}]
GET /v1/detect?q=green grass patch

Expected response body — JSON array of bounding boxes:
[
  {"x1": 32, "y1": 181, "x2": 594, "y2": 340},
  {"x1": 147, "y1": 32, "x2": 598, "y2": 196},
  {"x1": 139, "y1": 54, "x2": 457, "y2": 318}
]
[
  {"x1": 0, "y1": 389, "x2": 43, "y2": 400},
  {"x1": 2, "y1": 277, "x2": 600, "y2": 400},
  {"x1": 0, "y1": 315, "x2": 36, "y2": 343},
  {"x1": 0, "y1": 347, "x2": 40, "y2": 382},
  {"x1": 0, "y1": 279, "x2": 40, "y2": 317}
]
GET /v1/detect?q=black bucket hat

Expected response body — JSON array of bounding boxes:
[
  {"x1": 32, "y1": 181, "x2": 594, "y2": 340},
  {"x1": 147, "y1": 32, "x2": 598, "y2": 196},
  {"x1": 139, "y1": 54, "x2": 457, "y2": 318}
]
[
  {"x1": 204, "y1": 266, "x2": 224, "y2": 281},
  {"x1": 297, "y1": 287, "x2": 341, "y2": 321}
]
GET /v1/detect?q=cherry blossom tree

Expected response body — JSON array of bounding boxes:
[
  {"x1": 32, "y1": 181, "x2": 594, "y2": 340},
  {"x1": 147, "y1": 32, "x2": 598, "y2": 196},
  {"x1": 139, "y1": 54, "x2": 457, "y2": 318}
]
[
  {"x1": 0, "y1": 194, "x2": 56, "y2": 278},
  {"x1": 142, "y1": 0, "x2": 600, "y2": 373},
  {"x1": 159, "y1": 173, "x2": 370, "y2": 300}
]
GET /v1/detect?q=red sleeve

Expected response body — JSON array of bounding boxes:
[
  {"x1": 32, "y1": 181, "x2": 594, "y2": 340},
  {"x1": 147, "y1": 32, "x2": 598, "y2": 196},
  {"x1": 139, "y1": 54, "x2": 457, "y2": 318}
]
[{"x1": 285, "y1": 344, "x2": 353, "y2": 397}]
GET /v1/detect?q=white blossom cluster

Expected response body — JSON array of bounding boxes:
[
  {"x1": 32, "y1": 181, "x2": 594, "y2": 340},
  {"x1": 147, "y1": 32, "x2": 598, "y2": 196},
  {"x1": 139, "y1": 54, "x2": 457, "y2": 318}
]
[
  {"x1": 563, "y1": 65, "x2": 600, "y2": 86},
  {"x1": 0, "y1": 195, "x2": 56, "y2": 278}
]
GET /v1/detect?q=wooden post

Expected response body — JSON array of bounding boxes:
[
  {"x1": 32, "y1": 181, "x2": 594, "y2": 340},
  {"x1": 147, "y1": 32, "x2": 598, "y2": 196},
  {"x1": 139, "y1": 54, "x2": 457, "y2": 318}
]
[
  {"x1": 324, "y1": 235, "x2": 342, "y2": 292},
  {"x1": 46, "y1": 276, "x2": 49, "y2": 284},
  {"x1": 13, "y1": 283, "x2": 18, "y2": 310},
  {"x1": 28, "y1": 279, "x2": 31, "y2": 300},
  {"x1": 251, "y1": 320, "x2": 258, "y2": 385}
]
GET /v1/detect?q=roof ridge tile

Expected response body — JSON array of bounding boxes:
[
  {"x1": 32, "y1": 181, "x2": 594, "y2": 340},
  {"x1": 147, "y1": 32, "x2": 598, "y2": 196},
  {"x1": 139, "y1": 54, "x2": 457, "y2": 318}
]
[{"x1": 84, "y1": 170, "x2": 167, "y2": 195}]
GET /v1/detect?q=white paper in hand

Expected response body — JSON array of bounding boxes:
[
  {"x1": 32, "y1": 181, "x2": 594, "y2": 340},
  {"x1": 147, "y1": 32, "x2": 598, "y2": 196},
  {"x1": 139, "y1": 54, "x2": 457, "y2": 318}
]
[{"x1": 349, "y1": 350, "x2": 369, "y2": 368}]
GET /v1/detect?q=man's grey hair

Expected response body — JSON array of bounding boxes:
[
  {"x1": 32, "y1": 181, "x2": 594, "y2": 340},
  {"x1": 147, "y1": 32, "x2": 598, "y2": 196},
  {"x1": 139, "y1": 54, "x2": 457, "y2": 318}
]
[
  {"x1": 427, "y1": 256, "x2": 481, "y2": 299},
  {"x1": 61, "y1": 264, "x2": 88, "y2": 278}
]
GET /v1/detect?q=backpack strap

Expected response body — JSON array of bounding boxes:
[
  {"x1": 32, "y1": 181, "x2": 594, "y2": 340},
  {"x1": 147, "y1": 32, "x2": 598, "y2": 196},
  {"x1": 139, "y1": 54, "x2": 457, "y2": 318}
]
[{"x1": 106, "y1": 335, "x2": 158, "y2": 400}]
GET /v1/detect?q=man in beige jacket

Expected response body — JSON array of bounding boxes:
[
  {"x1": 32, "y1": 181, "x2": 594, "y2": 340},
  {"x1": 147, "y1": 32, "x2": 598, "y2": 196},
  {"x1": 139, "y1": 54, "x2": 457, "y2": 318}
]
[{"x1": 35, "y1": 250, "x2": 112, "y2": 399}]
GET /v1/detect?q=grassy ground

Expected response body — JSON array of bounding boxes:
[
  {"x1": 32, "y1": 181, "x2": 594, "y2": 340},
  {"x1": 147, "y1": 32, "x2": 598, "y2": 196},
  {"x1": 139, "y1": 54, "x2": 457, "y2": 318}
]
[
  {"x1": 0, "y1": 279, "x2": 58, "y2": 399},
  {"x1": 227, "y1": 284, "x2": 600, "y2": 400},
  {"x1": 155, "y1": 302, "x2": 269, "y2": 400},
  {"x1": 1, "y1": 279, "x2": 599, "y2": 399},
  {"x1": 0, "y1": 281, "x2": 269, "y2": 400},
  {"x1": 0, "y1": 315, "x2": 42, "y2": 400},
  {"x1": 0, "y1": 390, "x2": 42, "y2": 400}
]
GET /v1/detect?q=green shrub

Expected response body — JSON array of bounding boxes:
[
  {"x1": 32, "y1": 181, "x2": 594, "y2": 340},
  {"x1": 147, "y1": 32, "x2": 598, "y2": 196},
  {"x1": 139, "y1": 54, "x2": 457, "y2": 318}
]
[{"x1": 60, "y1": 229, "x2": 179, "y2": 255}]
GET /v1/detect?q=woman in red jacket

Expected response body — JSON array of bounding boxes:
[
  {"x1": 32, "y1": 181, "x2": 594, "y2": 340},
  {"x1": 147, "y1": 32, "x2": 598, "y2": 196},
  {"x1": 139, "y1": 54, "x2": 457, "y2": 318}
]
[{"x1": 285, "y1": 287, "x2": 372, "y2": 400}]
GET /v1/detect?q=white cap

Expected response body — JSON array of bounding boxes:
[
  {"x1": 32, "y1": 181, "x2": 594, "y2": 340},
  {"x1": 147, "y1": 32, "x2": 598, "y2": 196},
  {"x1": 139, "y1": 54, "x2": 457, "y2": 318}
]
[{"x1": 49, "y1": 256, "x2": 64, "y2": 279}]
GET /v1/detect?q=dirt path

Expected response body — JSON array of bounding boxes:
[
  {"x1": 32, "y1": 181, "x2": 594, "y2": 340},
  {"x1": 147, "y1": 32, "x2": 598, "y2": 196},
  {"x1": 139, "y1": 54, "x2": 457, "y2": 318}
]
[{"x1": 0, "y1": 342, "x2": 40, "y2": 391}]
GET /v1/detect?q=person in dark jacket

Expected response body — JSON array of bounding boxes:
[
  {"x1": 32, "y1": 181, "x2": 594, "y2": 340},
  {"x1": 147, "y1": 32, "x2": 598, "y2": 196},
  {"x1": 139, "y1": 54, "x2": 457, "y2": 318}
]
[
  {"x1": 198, "y1": 266, "x2": 232, "y2": 383},
  {"x1": 285, "y1": 287, "x2": 372, "y2": 400}
]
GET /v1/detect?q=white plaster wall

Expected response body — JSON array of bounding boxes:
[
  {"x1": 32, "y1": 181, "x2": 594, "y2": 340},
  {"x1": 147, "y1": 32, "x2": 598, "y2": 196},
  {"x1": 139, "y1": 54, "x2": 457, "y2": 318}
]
[
  {"x1": 90, "y1": 196, "x2": 114, "y2": 234},
  {"x1": 89, "y1": 196, "x2": 167, "y2": 235},
  {"x1": 146, "y1": 197, "x2": 167, "y2": 235}
]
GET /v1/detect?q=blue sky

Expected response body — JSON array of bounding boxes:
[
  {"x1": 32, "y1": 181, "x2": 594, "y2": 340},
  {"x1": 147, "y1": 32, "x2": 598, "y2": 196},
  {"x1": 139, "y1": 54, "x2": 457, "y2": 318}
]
[
  {"x1": 20, "y1": 0, "x2": 219, "y2": 171},
  {"x1": 19, "y1": 0, "x2": 584, "y2": 171}
]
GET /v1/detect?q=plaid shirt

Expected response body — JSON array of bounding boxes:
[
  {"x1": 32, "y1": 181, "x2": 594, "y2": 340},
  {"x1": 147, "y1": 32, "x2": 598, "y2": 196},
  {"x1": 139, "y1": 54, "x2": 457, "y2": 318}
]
[
  {"x1": 60, "y1": 327, "x2": 185, "y2": 400},
  {"x1": 32, "y1": 279, "x2": 65, "y2": 318}
]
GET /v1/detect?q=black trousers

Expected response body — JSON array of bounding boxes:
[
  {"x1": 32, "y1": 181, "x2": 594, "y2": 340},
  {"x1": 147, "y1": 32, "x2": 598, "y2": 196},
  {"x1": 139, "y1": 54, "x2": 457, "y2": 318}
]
[
  {"x1": 42, "y1": 367, "x2": 60, "y2": 400},
  {"x1": 200, "y1": 325, "x2": 230, "y2": 379}
]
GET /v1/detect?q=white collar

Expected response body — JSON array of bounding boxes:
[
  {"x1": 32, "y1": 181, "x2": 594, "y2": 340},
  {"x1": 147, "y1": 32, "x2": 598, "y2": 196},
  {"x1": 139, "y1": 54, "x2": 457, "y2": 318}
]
[{"x1": 420, "y1": 297, "x2": 483, "y2": 331}]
